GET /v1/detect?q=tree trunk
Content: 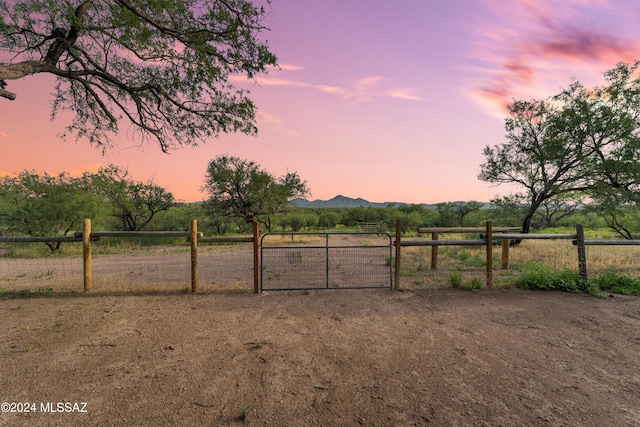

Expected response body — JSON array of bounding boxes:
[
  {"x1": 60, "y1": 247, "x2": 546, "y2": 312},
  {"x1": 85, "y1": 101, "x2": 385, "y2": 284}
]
[{"x1": 512, "y1": 199, "x2": 541, "y2": 246}]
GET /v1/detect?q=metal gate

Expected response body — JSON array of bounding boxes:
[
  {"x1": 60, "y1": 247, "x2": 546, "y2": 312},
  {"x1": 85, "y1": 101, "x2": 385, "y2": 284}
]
[{"x1": 260, "y1": 232, "x2": 393, "y2": 291}]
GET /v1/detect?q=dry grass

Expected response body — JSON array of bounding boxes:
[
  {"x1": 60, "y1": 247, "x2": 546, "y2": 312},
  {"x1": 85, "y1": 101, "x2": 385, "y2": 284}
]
[
  {"x1": 398, "y1": 238, "x2": 640, "y2": 290},
  {"x1": 508, "y1": 239, "x2": 640, "y2": 275}
]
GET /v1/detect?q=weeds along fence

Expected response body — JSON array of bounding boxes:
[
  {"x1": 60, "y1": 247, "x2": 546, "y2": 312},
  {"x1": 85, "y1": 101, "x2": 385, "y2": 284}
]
[
  {"x1": 393, "y1": 221, "x2": 640, "y2": 289},
  {"x1": 0, "y1": 219, "x2": 260, "y2": 294}
]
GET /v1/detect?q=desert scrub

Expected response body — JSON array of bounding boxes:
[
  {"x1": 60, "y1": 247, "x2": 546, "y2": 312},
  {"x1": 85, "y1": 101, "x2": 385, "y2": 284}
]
[
  {"x1": 515, "y1": 263, "x2": 581, "y2": 293},
  {"x1": 588, "y1": 270, "x2": 640, "y2": 296},
  {"x1": 515, "y1": 262, "x2": 640, "y2": 297}
]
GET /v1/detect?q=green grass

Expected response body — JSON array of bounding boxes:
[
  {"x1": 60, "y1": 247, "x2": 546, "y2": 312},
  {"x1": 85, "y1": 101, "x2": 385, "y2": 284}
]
[
  {"x1": 514, "y1": 263, "x2": 581, "y2": 293},
  {"x1": 0, "y1": 287, "x2": 54, "y2": 299},
  {"x1": 589, "y1": 270, "x2": 640, "y2": 296},
  {"x1": 449, "y1": 272, "x2": 482, "y2": 291},
  {"x1": 514, "y1": 262, "x2": 640, "y2": 297}
]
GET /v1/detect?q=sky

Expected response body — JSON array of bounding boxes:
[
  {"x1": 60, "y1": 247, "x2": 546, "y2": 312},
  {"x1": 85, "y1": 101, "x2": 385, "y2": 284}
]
[{"x1": 3, "y1": 0, "x2": 640, "y2": 204}]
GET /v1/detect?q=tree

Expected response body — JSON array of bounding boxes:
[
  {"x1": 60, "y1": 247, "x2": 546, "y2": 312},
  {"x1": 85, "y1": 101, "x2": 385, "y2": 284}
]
[
  {"x1": 479, "y1": 99, "x2": 590, "y2": 234},
  {"x1": 317, "y1": 210, "x2": 341, "y2": 229},
  {"x1": 203, "y1": 155, "x2": 309, "y2": 231},
  {"x1": 0, "y1": 171, "x2": 104, "y2": 251},
  {"x1": 479, "y1": 61, "x2": 640, "y2": 234},
  {"x1": 90, "y1": 165, "x2": 175, "y2": 231},
  {"x1": 0, "y1": 0, "x2": 277, "y2": 152},
  {"x1": 435, "y1": 201, "x2": 484, "y2": 227},
  {"x1": 584, "y1": 63, "x2": 640, "y2": 237}
]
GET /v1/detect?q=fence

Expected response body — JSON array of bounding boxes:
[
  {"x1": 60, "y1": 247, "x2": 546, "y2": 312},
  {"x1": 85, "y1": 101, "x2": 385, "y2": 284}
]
[
  {"x1": 394, "y1": 221, "x2": 640, "y2": 289},
  {"x1": 0, "y1": 219, "x2": 260, "y2": 293},
  {"x1": 416, "y1": 227, "x2": 521, "y2": 270},
  {"x1": 3, "y1": 219, "x2": 640, "y2": 293}
]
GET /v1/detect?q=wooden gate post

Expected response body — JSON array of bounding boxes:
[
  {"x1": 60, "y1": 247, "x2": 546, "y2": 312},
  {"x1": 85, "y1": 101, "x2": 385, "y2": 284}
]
[
  {"x1": 253, "y1": 220, "x2": 260, "y2": 293},
  {"x1": 190, "y1": 219, "x2": 198, "y2": 292},
  {"x1": 431, "y1": 232, "x2": 439, "y2": 269},
  {"x1": 394, "y1": 220, "x2": 401, "y2": 290},
  {"x1": 486, "y1": 221, "x2": 493, "y2": 288},
  {"x1": 83, "y1": 218, "x2": 92, "y2": 292},
  {"x1": 576, "y1": 224, "x2": 587, "y2": 282}
]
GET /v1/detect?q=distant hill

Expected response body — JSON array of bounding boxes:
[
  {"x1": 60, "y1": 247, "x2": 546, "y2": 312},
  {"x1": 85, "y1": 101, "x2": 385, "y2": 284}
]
[{"x1": 290, "y1": 195, "x2": 438, "y2": 209}]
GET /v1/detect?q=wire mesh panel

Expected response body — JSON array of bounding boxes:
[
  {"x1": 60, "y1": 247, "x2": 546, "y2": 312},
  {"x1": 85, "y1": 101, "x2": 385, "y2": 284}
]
[{"x1": 260, "y1": 233, "x2": 392, "y2": 291}]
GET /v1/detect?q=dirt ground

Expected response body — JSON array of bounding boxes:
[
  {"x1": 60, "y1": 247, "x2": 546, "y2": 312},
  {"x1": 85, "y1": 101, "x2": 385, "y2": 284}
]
[{"x1": 2, "y1": 286, "x2": 640, "y2": 426}]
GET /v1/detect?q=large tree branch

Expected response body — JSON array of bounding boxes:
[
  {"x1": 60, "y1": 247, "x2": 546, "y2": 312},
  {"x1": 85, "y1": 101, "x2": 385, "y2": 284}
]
[
  {"x1": 44, "y1": 1, "x2": 94, "y2": 64},
  {"x1": 0, "y1": 60, "x2": 58, "y2": 100}
]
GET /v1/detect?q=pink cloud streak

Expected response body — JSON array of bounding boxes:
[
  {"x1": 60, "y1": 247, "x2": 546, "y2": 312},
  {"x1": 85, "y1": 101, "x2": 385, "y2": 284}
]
[
  {"x1": 472, "y1": 0, "x2": 640, "y2": 117},
  {"x1": 234, "y1": 69, "x2": 424, "y2": 103}
]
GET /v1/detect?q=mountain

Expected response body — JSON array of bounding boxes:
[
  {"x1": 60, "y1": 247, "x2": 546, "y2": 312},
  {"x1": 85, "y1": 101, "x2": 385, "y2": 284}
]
[{"x1": 290, "y1": 195, "x2": 438, "y2": 209}]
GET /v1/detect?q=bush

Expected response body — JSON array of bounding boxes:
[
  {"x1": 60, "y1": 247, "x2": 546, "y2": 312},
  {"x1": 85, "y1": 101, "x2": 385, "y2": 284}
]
[
  {"x1": 588, "y1": 270, "x2": 640, "y2": 296},
  {"x1": 515, "y1": 263, "x2": 640, "y2": 297},
  {"x1": 515, "y1": 263, "x2": 581, "y2": 293}
]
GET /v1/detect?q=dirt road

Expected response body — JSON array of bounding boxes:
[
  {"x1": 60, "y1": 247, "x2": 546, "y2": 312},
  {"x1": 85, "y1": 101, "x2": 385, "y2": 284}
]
[{"x1": 2, "y1": 288, "x2": 639, "y2": 426}]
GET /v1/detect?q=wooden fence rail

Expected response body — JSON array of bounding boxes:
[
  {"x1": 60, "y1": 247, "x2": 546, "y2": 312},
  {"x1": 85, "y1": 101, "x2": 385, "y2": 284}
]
[
  {"x1": 2, "y1": 219, "x2": 261, "y2": 294},
  {"x1": 395, "y1": 221, "x2": 591, "y2": 288}
]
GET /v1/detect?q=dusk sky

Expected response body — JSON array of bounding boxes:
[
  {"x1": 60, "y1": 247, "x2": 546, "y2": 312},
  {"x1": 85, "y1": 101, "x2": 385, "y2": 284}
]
[{"x1": 3, "y1": 0, "x2": 640, "y2": 204}]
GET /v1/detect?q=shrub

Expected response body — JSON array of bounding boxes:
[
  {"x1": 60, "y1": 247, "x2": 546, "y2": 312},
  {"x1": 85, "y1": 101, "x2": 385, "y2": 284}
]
[
  {"x1": 589, "y1": 270, "x2": 640, "y2": 296},
  {"x1": 515, "y1": 263, "x2": 581, "y2": 293}
]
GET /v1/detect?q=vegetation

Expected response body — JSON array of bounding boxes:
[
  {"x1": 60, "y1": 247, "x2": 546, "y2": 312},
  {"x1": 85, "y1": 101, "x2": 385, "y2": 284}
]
[
  {"x1": 0, "y1": 165, "x2": 176, "y2": 250},
  {"x1": 89, "y1": 165, "x2": 175, "y2": 231},
  {"x1": 480, "y1": 61, "x2": 640, "y2": 238},
  {"x1": 0, "y1": 0, "x2": 277, "y2": 152},
  {"x1": 0, "y1": 171, "x2": 104, "y2": 251},
  {"x1": 514, "y1": 263, "x2": 640, "y2": 297},
  {"x1": 202, "y1": 155, "x2": 309, "y2": 231}
]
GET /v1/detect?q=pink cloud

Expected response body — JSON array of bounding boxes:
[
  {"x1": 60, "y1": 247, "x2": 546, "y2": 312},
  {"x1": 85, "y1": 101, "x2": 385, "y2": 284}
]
[
  {"x1": 534, "y1": 26, "x2": 639, "y2": 64},
  {"x1": 277, "y1": 63, "x2": 305, "y2": 71},
  {"x1": 470, "y1": 0, "x2": 640, "y2": 117},
  {"x1": 232, "y1": 70, "x2": 423, "y2": 103}
]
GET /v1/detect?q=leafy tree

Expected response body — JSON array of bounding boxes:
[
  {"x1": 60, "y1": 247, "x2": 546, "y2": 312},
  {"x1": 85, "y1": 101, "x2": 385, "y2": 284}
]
[
  {"x1": 90, "y1": 165, "x2": 175, "y2": 231},
  {"x1": 0, "y1": 171, "x2": 104, "y2": 251},
  {"x1": 479, "y1": 99, "x2": 591, "y2": 234},
  {"x1": 0, "y1": 0, "x2": 277, "y2": 152},
  {"x1": 145, "y1": 203, "x2": 203, "y2": 232},
  {"x1": 479, "y1": 61, "x2": 640, "y2": 235},
  {"x1": 434, "y1": 201, "x2": 483, "y2": 227},
  {"x1": 202, "y1": 155, "x2": 309, "y2": 231},
  {"x1": 396, "y1": 210, "x2": 423, "y2": 233},
  {"x1": 487, "y1": 195, "x2": 527, "y2": 228},
  {"x1": 317, "y1": 209, "x2": 341, "y2": 229},
  {"x1": 277, "y1": 210, "x2": 319, "y2": 232},
  {"x1": 532, "y1": 194, "x2": 581, "y2": 229},
  {"x1": 588, "y1": 190, "x2": 640, "y2": 239}
]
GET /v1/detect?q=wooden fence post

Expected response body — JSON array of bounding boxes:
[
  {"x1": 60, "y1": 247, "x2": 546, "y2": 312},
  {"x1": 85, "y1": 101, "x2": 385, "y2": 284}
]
[
  {"x1": 431, "y1": 232, "x2": 438, "y2": 269},
  {"x1": 83, "y1": 218, "x2": 92, "y2": 292},
  {"x1": 253, "y1": 220, "x2": 260, "y2": 293},
  {"x1": 486, "y1": 221, "x2": 493, "y2": 288},
  {"x1": 576, "y1": 224, "x2": 587, "y2": 282},
  {"x1": 394, "y1": 220, "x2": 401, "y2": 290},
  {"x1": 501, "y1": 239, "x2": 509, "y2": 269},
  {"x1": 190, "y1": 219, "x2": 198, "y2": 292}
]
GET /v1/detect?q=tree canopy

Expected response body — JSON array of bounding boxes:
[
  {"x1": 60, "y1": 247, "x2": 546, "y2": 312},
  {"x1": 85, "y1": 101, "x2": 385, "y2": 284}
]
[
  {"x1": 89, "y1": 165, "x2": 175, "y2": 231},
  {"x1": 0, "y1": 171, "x2": 104, "y2": 251},
  {"x1": 202, "y1": 155, "x2": 309, "y2": 231},
  {"x1": 0, "y1": 0, "x2": 277, "y2": 152},
  {"x1": 479, "y1": 61, "x2": 640, "y2": 235}
]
